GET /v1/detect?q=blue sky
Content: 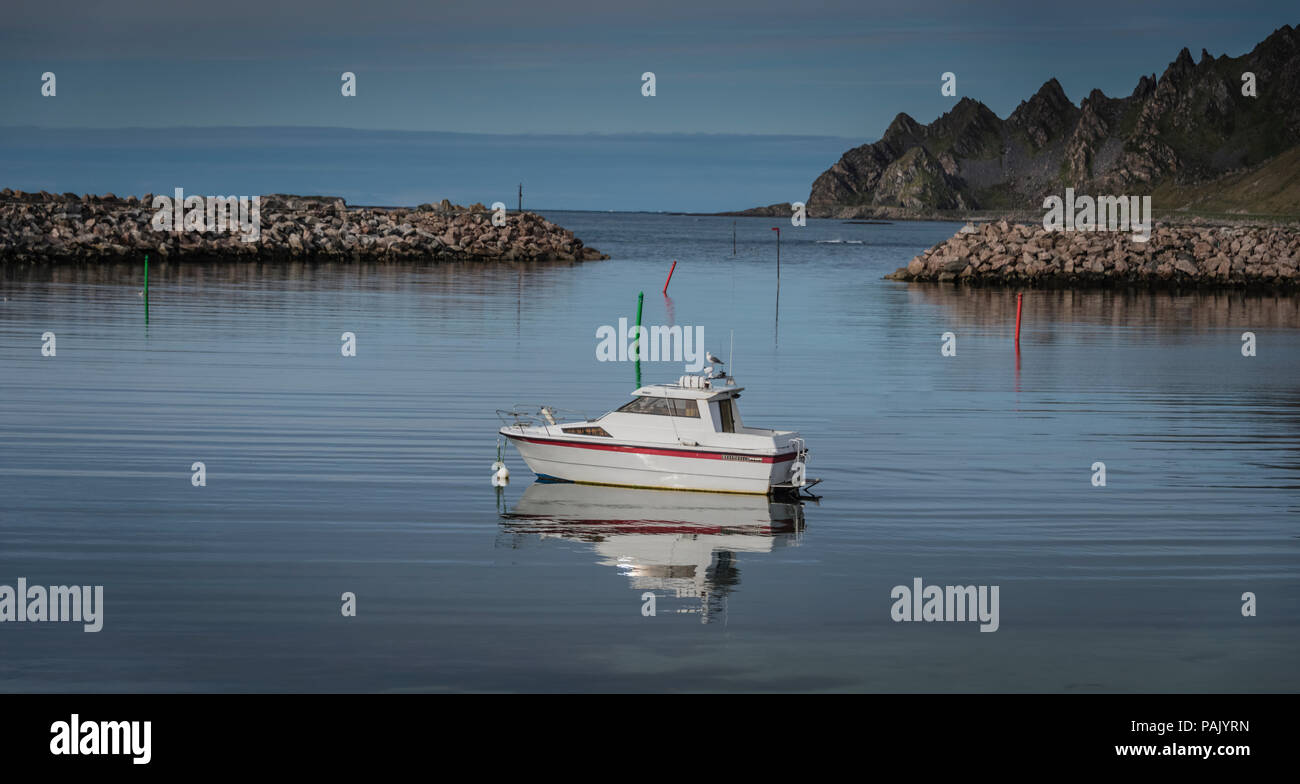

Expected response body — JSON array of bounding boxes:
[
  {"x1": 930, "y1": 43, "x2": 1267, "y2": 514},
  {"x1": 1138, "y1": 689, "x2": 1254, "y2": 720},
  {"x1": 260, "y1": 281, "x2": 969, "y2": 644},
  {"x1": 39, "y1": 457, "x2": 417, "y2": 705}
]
[
  {"x1": 0, "y1": 1, "x2": 1294, "y2": 208},
  {"x1": 2, "y1": 0, "x2": 1294, "y2": 135},
  {"x1": 0, "y1": 126, "x2": 857, "y2": 211}
]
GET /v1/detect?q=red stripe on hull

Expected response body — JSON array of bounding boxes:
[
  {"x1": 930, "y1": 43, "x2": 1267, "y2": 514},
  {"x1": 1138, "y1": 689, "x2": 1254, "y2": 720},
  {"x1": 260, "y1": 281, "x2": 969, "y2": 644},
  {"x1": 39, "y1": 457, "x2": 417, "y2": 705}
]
[{"x1": 504, "y1": 433, "x2": 798, "y2": 463}]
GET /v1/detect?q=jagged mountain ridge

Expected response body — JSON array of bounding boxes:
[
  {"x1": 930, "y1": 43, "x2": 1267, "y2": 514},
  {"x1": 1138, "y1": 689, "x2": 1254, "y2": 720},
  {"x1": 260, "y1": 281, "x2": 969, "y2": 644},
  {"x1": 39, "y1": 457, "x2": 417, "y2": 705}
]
[{"x1": 808, "y1": 24, "x2": 1300, "y2": 216}]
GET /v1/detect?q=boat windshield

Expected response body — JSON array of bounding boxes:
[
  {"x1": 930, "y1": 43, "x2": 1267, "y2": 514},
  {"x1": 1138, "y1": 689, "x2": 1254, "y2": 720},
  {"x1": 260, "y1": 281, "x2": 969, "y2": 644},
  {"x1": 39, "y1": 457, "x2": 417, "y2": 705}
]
[{"x1": 617, "y1": 397, "x2": 699, "y2": 418}]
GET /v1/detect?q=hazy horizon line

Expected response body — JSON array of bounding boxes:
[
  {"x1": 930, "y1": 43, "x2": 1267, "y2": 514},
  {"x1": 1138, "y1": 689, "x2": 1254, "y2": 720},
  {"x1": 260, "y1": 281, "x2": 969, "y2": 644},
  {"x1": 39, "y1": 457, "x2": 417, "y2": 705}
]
[{"x1": 0, "y1": 124, "x2": 864, "y2": 141}]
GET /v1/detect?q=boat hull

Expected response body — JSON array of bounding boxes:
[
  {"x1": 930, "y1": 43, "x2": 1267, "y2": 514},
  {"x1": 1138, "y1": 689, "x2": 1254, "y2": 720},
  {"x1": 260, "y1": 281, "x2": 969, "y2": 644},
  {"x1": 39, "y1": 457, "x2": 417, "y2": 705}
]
[{"x1": 501, "y1": 431, "x2": 798, "y2": 495}]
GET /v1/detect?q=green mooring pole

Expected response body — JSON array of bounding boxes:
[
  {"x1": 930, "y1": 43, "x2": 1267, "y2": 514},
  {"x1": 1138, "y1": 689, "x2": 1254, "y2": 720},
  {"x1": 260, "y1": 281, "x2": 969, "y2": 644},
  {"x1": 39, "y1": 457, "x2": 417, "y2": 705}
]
[
  {"x1": 633, "y1": 291, "x2": 644, "y2": 390},
  {"x1": 144, "y1": 254, "x2": 149, "y2": 325}
]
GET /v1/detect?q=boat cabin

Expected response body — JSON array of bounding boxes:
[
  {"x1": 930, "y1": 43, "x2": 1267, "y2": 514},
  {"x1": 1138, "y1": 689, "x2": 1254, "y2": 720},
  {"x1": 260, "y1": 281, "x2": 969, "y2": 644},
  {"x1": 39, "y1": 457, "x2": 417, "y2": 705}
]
[{"x1": 566, "y1": 375, "x2": 796, "y2": 450}]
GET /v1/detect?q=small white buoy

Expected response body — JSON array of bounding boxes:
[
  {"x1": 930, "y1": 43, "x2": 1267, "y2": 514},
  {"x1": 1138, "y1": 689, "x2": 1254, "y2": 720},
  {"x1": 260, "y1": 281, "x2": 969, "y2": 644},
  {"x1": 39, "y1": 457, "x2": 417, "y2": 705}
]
[{"x1": 491, "y1": 438, "x2": 509, "y2": 486}]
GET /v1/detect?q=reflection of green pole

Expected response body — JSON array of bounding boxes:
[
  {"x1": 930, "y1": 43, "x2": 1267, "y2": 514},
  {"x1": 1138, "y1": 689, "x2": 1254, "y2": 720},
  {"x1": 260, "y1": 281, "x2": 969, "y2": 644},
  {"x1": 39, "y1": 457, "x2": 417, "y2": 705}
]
[
  {"x1": 634, "y1": 291, "x2": 644, "y2": 390},
  {"x1": 144, "y1": 254, "x2": 149, "y2": 325}
]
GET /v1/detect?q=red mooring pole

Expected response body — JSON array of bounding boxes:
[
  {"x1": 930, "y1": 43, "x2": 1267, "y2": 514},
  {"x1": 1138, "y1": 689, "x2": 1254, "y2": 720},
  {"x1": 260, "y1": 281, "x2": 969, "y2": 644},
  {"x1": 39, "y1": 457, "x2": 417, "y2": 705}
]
[
  {"x1": 1015, "y1": 292, "x2": 1023, "y2": 348},
  {"x1": 663, "y1": 260, "x2": 677, "y2": 294}
]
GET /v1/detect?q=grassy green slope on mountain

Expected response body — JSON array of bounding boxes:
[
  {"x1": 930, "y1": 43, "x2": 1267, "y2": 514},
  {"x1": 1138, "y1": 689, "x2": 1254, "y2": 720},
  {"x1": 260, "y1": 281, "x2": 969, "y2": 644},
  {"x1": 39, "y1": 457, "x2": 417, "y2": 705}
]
[{"x1": 1150, "y1": 144, "x2": 1300, "y2": 216}]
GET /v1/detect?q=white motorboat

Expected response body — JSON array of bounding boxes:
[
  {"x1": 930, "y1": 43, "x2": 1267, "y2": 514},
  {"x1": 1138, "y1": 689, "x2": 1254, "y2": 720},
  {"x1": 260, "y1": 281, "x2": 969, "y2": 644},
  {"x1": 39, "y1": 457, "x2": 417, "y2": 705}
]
[{"x1": 498, "y1": 371, "x2": 817, "y2": 496}]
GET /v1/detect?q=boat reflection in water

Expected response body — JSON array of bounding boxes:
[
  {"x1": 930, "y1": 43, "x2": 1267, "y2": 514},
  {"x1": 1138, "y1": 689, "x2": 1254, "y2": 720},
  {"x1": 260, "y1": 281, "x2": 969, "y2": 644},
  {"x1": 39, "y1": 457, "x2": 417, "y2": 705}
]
[{"x1": 499, "y1": 481, "x2": 806, "y2": 623}]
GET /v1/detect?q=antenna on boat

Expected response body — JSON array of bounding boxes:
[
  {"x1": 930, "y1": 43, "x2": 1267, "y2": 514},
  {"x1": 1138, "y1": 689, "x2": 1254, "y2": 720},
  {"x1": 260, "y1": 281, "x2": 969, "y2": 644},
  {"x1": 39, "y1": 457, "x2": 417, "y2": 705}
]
[{"x1": 727, "y1": 330, "x2": 735, "y2": 385}]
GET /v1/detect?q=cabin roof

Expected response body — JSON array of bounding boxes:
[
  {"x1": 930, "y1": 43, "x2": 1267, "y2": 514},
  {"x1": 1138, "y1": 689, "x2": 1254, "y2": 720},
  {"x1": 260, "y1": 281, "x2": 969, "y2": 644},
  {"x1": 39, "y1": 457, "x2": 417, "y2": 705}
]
[{"x1": 632, "y1": 382, "x2": 742, "y2": 401}]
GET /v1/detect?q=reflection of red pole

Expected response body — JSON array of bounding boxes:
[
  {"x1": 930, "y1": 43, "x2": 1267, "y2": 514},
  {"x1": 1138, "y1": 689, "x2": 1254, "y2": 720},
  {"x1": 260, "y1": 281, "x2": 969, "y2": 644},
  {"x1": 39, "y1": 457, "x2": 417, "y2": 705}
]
[
  {"x1": 663, "y1": 260, "x2": 677, "y2": 294},
  {"x1": 1015, "y1": 292, "x2": 1023, "y2": 349},
  {"x1": 771, "y1": 227, "x2": 780, "y2": 279}
]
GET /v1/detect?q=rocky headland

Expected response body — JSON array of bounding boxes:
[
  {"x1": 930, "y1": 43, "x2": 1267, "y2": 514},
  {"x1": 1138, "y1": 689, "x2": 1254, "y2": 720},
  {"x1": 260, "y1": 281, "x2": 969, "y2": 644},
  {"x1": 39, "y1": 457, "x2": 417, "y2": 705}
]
[
  {"x1": 886, "y1": 221, "x2": 1300, "y2": 290},
  {"x1": 0, "y1": 190, "x2": 608, "y2": 264},
  {"x1": 720, "y1": 25, "x2": 1299, "y2": 222},
  {"x1": 809, "y1": 25, "x2": 1300, "y2": 219}
]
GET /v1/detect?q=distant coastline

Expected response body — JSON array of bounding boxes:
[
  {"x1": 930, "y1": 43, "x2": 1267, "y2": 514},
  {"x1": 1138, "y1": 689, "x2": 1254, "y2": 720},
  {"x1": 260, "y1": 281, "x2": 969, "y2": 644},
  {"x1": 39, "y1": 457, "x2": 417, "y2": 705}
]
[{"x1": 689, "y1": 203, "x2": 1299, "y2": 228}]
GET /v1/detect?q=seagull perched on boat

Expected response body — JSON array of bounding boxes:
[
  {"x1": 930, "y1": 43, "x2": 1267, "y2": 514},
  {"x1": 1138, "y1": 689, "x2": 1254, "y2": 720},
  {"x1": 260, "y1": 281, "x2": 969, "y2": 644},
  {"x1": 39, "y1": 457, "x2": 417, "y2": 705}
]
[{"x1": 706, "y1": 351, "x2": 724, "y2": 365}]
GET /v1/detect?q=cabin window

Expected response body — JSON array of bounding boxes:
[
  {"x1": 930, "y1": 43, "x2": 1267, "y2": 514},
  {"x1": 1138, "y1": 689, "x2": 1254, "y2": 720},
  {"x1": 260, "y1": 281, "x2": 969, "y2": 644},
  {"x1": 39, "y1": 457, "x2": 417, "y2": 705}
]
[
  {"x1": 617, "y1": 397, "x2": 699, "y2": 418},
  {"x1": 670, "y1": 398, "x2": 699, "y2": 417},
  {"x1": 561, "y1": 426, "x2": 612, "y2": 437},
  {"x1": 618, "y1": 397, "x2": 671, "y2": 416},
  {"x1": 717, "y1": 399, "x2": 737, "y2": 433}
]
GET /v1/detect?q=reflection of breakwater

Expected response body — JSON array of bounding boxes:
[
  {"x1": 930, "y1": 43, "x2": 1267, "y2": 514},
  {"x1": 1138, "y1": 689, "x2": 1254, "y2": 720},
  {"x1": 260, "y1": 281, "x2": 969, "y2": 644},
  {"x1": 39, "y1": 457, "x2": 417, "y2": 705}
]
[
  {"x1": 499, "y1": 482, "x2": 805, "y2": 623},
  {"x1": 906, "y1": 285, "x2": 1299, "y2": 334},
  {"x1": 0, "y1": 259, "x2": 587, "y2": 327},
  {"x1": 0, "y1": 258, "x2": 583, "y2": 288}
]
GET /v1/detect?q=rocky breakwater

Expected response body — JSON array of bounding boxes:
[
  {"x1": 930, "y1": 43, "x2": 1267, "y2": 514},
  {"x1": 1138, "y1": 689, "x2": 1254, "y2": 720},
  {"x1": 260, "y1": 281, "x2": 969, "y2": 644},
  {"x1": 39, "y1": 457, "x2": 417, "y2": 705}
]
[
  {"x1": 0, "y1": 190, "x2": 608, "y2": 263},
  {"x1": 886, "y1": 221, "x2": 1300, "y2": 290}
]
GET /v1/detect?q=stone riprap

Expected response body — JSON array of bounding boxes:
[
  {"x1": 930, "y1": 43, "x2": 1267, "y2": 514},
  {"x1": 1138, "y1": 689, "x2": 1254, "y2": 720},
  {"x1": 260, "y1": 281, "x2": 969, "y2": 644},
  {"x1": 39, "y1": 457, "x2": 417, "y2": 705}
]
[
  {"x1": 0, "y1": 191, "x2": 607, "y2": 263},
  {"x1": 886, "y1": 221, "x2": 1300, "y2": 290}
]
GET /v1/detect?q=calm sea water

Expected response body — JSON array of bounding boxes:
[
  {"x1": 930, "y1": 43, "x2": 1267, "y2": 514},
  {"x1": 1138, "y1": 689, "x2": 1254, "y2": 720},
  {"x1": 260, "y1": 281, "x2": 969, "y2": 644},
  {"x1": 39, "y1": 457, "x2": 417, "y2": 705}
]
[{"x1": 1, "y1": 212, "x2": 1297, "y2": 692}]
